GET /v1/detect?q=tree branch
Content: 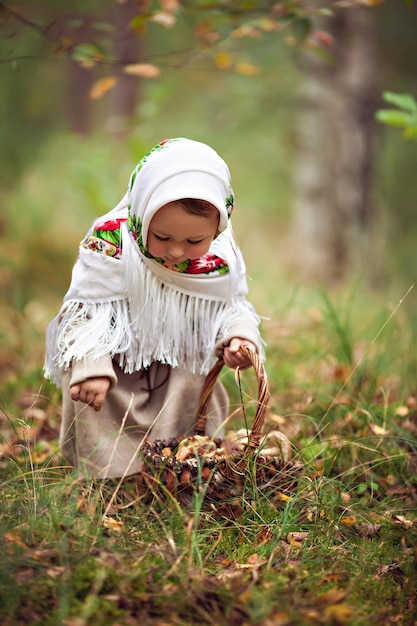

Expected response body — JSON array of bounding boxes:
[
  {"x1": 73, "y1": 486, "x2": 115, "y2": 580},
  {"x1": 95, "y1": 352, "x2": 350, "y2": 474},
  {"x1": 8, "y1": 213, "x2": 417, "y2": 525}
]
[{"x1": 0, "y1": 2, "x2": 60, "y2": 43}]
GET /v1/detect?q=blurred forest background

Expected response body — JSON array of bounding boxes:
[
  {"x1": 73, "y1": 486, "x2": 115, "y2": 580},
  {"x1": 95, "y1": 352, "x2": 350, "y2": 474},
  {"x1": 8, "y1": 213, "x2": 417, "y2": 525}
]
[{"x1": 0, "y1": 0, "x2": 417, "y2": 392}]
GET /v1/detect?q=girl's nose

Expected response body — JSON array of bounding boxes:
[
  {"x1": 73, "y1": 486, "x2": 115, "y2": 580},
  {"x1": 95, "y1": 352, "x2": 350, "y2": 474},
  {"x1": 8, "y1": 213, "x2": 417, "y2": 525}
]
[{"x1": 168, "y1": 244, "x2": 185, "y2": 258}]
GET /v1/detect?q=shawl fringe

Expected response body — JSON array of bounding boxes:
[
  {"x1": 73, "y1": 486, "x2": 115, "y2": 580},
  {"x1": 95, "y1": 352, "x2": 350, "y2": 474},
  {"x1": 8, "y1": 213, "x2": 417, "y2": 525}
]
[{"x1": 44, "y1": 287, "x2": 261, "y2": 387}]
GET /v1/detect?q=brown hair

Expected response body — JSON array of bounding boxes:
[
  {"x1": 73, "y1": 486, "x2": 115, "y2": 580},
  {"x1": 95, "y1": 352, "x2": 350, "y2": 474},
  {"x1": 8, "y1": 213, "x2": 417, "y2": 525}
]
[{"x1": 177, "y1": 198, "x2": 219, "y2": 218}]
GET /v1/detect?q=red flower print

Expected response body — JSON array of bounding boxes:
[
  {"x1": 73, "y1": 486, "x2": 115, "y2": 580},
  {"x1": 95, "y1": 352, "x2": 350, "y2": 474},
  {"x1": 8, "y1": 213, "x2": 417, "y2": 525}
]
[
  {"x1": 94, "y1": 218, "x2": 126, "y2": 231},
  {"x1": 188, "y1": 254, "x2": 227, "y2": 274}
]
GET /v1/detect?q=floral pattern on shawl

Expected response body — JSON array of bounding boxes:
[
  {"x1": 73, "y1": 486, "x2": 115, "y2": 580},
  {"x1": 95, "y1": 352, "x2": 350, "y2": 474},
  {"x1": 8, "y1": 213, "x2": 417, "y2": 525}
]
[
  {"x1": 82, "y1": 214, "x2": 229, "y2": 275},
  {"x1": 81, "y1": 218, "x2": 124, "y2": 258}
]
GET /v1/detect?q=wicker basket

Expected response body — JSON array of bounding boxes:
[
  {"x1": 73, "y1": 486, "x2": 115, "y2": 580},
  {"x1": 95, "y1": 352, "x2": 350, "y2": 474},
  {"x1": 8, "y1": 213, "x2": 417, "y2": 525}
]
[{"x1": 136, "y1": 347, "x2": 302, "y2": 506}]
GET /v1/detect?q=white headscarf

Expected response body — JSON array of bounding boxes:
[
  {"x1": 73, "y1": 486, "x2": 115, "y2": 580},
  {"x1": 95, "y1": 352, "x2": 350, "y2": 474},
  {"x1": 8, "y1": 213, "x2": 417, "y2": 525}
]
[{"x1": 45, "y1": 138, "x2": 261, "y2": 382}]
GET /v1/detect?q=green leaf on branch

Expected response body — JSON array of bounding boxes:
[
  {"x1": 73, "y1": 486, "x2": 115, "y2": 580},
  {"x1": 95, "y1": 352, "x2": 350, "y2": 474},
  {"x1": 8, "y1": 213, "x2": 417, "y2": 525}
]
[
  {"x1": 71, "y1": 43, "x2": 106, "y2": 68},
  {"x1": 382, "y1": 91, "x2": 417, "y2": 113},
  {"x1": 376, "y1": 91, "x2": 417, "y2": 138},
  {"x1": 375, "y1": 110, "x2": 417, "y2": 128}
]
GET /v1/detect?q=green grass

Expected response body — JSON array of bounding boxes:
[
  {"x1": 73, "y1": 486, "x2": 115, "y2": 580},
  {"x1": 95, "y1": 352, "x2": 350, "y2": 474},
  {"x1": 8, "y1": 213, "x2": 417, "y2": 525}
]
[{"x1": 1, "y1": 282, "x2": 417, "y2": 625}]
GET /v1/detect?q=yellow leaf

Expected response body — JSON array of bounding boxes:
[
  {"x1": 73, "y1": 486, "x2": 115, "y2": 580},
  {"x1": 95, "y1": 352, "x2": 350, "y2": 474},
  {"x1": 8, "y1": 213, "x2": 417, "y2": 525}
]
[
  {"x1": 89, "y1": 76, "x2": 118, "y2": 100},
  {"x1": 276, "y1": 492, "x2": 292, "y2": 501},
  {"x1": 340, "y1": 515, "x2": 357, "y2": 526},
  {"x1": 102, "y1": 516, "x2": 124, "y2": 533},
  {"x1": 235, "y1": 62, "x2": 260, "y2": 76},
  {"x1": 323, "y1": 603, "x2": 354, "y2": 623},
  {"x1": 215, "y1": 52, "x2": 232, "y2": 70},
  {"x1": 123, "y1": 63, "x2": 161, "y2": 78}
]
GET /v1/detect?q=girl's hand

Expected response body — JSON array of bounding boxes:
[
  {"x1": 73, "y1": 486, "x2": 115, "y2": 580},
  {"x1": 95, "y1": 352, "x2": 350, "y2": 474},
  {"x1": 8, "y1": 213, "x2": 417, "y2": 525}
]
[
  {"x1": 223, "y1": 338, "x2": 257, "y2": 369},
  {"x1": 70, "y1": 377, "x2": 111, "y2": 412}
]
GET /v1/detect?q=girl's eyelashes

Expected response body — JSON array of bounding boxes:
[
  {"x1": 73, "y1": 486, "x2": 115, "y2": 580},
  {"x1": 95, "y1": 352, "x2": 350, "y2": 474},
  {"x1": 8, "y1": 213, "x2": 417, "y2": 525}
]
[{"x1": 153, "y1": 233, "x2": 204, "y2": 245}]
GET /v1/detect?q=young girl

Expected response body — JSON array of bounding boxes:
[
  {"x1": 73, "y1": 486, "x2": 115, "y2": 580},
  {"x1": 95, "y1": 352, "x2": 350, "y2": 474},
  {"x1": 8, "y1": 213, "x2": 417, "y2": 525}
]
[{"x1": 45, "y1": 138, "x2": 264, "y2": 479}]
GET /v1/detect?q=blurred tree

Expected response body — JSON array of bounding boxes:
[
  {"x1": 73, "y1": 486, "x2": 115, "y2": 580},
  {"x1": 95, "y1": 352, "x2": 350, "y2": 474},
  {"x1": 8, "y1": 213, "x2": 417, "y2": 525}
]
[
  {"x1": 107, "y1": 0, "x2": 143, "y2": 137},
  {"x1": 1, "y1": 0, "x2": 413, "y2": 287},
  {"x1": 292, "y1": 7, "x2": 379, "y2": 284}
]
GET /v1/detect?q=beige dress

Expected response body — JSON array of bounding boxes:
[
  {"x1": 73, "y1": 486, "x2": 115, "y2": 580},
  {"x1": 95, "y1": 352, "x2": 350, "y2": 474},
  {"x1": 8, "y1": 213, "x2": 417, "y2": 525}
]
[{"x1": 60, "y1": 355, "x2": 229, "y2": 479}]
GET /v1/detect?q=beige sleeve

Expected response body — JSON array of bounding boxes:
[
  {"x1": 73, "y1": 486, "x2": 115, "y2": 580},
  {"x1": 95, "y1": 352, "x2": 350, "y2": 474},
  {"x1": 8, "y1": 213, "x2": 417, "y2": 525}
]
[
  {"x1": 69, "y1": 354, "x2": 118, "y2": 390},
  {"x1": 214, "y1": 320, "x2": 263, "y2": 359}
]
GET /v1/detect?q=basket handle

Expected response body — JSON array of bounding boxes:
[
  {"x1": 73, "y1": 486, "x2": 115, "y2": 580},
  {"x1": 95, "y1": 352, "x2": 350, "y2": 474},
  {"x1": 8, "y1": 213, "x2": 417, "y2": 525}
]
[{"x1": 194, "y1": 346, "x2": 270, "y2": 449}]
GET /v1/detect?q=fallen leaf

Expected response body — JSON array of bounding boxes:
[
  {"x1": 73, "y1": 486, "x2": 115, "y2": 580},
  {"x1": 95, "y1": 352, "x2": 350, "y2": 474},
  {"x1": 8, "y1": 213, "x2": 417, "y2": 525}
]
[
  {"x1": 5, "y1": 531, "x2": 27, "y2": 549},
  {"x1": 259, "y1": 609, "x2": 292, "y2": 626},
  {"x1": 288, "y1": 531, "x2": 309, "y2": 546},
  {"x1": 323, "y1": 603, "x2": 354, "y2": 624},
  {"x1": 339, "y1": 516, "x2": 357, "y2": 526},
  {"x1": 395, "y1": 405, "x2": 409, "y2": 417},
  {"x1": 247, "y1": 553, "x2": 261, "y2": 565},
  {"x1": 369, "y1": 423, "x2": 389, "y2": 436},
  {"x1": 315, "y1": 588, "x2": 347, "y2": 606},
  {"x1": 356, "y1": 523, "x2": 382, "y2": 538},
  {"x1": 102, "y1": 516, "x2": 124, "y2": 533},
  {"x1": 393, "y1": 514, "x2": 414, "y2": 529},
  {"x1": 47, "y1": 566, "x2": 65, "y2": 578},
  {"x1": 376, "y1": 563, "x2": 405, "y2": 581},
  {"x1": 236, "y1": 554, "x2": 267, "y2": 569},
  {"x1": 276, "y1": 492, "x2": 292, "y2": 502}
]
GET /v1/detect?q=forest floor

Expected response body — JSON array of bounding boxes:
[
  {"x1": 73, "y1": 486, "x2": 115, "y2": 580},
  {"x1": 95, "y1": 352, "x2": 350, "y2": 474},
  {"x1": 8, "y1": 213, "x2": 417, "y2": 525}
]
[{"x1": 1, "y1": 288, "x2": 417, "y2": 626}]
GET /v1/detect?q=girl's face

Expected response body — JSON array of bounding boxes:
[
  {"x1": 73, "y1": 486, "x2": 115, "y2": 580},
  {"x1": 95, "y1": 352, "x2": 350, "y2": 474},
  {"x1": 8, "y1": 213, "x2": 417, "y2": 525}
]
[{"x1": 147, "y1": 201, "x2": 219, "y2": 264}]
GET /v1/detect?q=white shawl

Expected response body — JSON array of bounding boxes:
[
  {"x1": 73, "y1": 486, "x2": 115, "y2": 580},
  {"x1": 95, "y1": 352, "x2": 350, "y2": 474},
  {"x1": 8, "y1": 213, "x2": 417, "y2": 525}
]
[{"x1": 45, "y1": 138, "x2": 262, "y2": 384}]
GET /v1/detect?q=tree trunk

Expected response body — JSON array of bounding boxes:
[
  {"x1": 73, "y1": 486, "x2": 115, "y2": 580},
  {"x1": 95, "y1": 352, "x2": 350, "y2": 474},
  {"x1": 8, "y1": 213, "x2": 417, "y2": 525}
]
[
  {"x1": 67, "y1": 61, "x2": 94, "y2": 134},
  {"x1": 107, "y1": 0, "x2": 144, "y2": 138},
  {"x1": 292, "y1": 8, "x2": 379, "y2": 285}
]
